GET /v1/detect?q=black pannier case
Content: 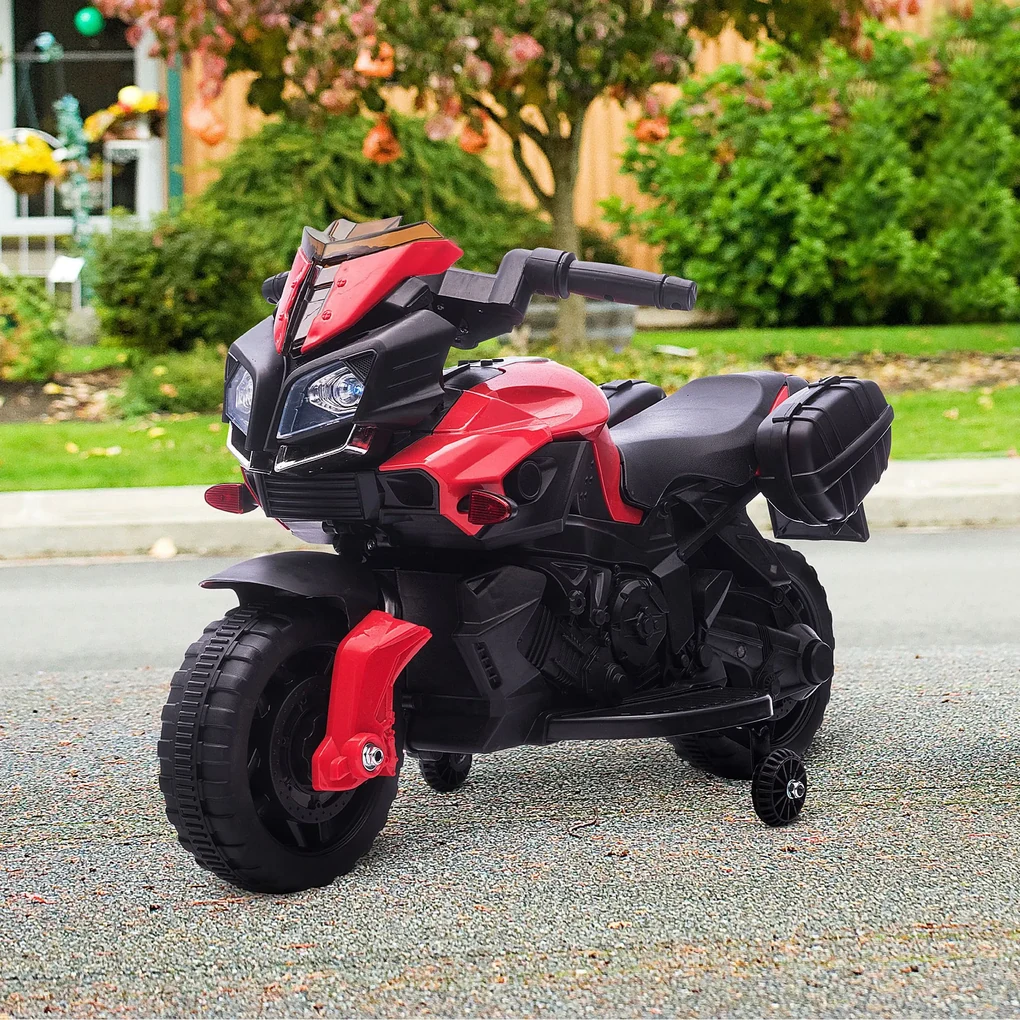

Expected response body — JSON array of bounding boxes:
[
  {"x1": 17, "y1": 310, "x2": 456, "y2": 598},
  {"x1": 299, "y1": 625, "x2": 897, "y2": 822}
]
[{"x1": 755, "y1": 376, "x2": 893, "y2": 526}]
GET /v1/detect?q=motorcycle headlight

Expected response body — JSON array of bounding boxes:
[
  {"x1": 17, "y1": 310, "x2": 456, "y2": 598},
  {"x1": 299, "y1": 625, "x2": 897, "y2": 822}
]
[
  {"x1": 277, "y1": 363, "x2": 366, "y2": 439},
  {"x1": 224, "y1": 363, "x2": 254, "y2": 434}
]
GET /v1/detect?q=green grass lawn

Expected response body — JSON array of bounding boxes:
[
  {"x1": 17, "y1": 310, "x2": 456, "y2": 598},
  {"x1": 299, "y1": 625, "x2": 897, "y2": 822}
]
[
  {"x1": 1, "y1": 389, "x2": 1014, "y2": 492},
  {"x1": 636, "y1": 322, "x2": 1020, "y2": 361},
  {"x1": 3, "y1": 324, "x2": 1016, "y2": 492},
  {"x1": 0, "y1": 416, "x2": 241, "y2": 492},
  {"x1": 887, "y1": 386, "x2": 1019, "y2": 459}
]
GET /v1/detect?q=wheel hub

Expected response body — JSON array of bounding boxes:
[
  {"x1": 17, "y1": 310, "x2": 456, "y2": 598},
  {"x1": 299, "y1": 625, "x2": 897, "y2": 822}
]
[{"x1": 268, "y1": 675, "x2": 354, "y2": 823}]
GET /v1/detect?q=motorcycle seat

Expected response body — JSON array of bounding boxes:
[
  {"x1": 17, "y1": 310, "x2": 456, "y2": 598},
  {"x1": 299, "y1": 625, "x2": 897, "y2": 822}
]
[
  {"x1": 609, "y1": 371, "x2": 792, "y2": 508},
  {"x1": 600, "y1": 379, "x2": 667, "y2": 427}
]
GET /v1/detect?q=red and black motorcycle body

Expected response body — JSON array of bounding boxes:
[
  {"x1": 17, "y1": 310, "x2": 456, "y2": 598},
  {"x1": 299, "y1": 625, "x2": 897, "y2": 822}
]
[{"x1": 204, "y1": 217, "x2": 893, "y2": 795}]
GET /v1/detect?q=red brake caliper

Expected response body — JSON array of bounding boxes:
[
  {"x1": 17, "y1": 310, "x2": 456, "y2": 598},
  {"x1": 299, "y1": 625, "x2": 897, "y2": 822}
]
[{"x1": 311, "y1": 611, "x2": 431, "y2": 792}]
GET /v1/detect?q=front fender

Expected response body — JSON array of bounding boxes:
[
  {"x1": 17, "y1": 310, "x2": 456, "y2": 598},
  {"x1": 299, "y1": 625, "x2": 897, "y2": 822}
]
[{"x1": 201, "y1": 550, "x2": 378, "y2": 625}]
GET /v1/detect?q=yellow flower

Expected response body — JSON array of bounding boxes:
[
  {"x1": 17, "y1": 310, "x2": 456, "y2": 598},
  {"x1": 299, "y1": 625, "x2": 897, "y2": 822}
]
[
  {"x1": 83, "y1": 109, "x2": 118, "y2": 142},
  {"x1": 136, "y1": 91, "x2": 162, "y2": 113},
  {"x1": 0, "y1": 135, "x2": 62, "y2": 178}
]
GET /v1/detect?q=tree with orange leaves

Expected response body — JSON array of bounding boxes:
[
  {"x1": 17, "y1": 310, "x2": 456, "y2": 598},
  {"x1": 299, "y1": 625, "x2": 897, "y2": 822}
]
[{"x1": 103, "y1": 0, "x2": 882, "y2": 348}]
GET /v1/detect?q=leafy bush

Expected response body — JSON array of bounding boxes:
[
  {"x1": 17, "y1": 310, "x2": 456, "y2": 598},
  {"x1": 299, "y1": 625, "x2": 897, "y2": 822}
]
[
  {"x1": 119, "y1": 344, "x2": 227, "y2": 415},
  {"x1": 198, "y1": 113, "x2": 619, "y2": 273},
  {"x1": 89, "y1": 209, "x2": 267, "y2": 355},
  {"x1": 0, "y1": 273, "x2": 63, "y2": 382},
  {"x1": 608, "y1": 2, "x2": 1020, "y2": 327}
]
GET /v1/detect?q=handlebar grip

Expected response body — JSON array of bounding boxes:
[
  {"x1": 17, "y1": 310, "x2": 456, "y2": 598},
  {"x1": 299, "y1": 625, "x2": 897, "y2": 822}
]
[
  {"x1": 566, "y1": 260, "x2": 697, "y2": 311},
  {"x1": 262, "y1": 271, "x2": 290, "y2": 305}
]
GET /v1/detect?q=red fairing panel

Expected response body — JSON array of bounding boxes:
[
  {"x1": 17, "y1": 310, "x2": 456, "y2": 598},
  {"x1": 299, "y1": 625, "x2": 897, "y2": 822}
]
[
  {"x1": 591, "y1": 427, "x2": 644, "y2": 525},
  {"x1": 381, "y1": 359, "x2": 644, "y2": 534},
  {"x1": 302, "y1": 239, "x2": 463, "y2": 352},
  {"x1": 272, "y1": 248, "x2": 312, "y2": 353},
  {"x1": 380, "y1": 388, "x2": 551, "y2": 537},
  {"x1": 311, "y1": 611, "x2": 431, "y2": 792},
  {"x1": 769, "y1": 384, "x2": 791, "y2": 413},
  {"x1": 468, "y1": 359, "x2": 610, "y2": 437}
]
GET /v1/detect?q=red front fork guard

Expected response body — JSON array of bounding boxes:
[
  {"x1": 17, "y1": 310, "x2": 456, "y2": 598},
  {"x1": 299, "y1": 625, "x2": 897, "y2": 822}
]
[{"x1": 311, "y1": 610, "x2": 431, "y2": 792}]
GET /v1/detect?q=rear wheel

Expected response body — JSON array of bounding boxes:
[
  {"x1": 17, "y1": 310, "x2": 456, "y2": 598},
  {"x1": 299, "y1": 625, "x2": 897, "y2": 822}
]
[
  {"x1": 669, "y1": 543, "x2": 834, "y2": 780},
  {"x1": 157, "y1": 604, "x2": 398, "y2": 894}
]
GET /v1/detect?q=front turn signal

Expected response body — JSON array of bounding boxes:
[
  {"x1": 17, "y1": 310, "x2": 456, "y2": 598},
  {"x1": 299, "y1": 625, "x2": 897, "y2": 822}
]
[
  {"x1": 205, "y1": 483, "x2": 257, "y2": 514},
  {"x1": 461, "y1": 490, "x2": 516, "y2": 526}
]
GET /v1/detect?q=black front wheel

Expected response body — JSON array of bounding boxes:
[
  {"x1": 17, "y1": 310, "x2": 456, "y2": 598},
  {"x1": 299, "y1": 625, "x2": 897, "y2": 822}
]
[{"x1": 158, "y1": 605, "x2": 398, "y2": 894}]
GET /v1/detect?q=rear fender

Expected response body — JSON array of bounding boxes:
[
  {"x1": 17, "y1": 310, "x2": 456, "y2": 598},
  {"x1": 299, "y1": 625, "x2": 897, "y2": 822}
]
[{"x1": 201, "y1": 550, "x2": 379, "y2": 625}]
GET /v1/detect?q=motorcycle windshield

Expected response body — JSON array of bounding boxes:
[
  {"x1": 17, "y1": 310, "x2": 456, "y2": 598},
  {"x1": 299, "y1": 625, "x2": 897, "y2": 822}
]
[{"x1": 300, "y1": 219, "x2": 447, "y2": 263}]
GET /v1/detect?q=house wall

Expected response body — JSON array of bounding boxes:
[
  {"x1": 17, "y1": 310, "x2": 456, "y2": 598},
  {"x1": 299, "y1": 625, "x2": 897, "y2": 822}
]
[{"x1": 180, "y1": 0, "x2": 951, "y2": 271}]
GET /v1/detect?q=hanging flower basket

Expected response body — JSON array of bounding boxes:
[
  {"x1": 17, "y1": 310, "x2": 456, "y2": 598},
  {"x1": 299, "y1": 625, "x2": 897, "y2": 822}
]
[
  {"x1": 0, "y1": 133, "x2": 63, "y2": 194},
  {"x1": 84, "y1": 88, "x2": 168, "y2": 144},
  {"x1": 5, "y1": 171, "x2": 50, "y2": 196},
  {"x1": 106, "y1": 114, "x2": 151, "y2": 141}
]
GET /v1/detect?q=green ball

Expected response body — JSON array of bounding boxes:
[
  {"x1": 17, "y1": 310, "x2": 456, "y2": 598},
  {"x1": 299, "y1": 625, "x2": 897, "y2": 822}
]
[{"x1": 74, "y1": 6, "x2": 105, "y2": 36}]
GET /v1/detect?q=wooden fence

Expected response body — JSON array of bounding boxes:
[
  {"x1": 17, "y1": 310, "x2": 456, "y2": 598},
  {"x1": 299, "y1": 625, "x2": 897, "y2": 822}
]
[{"x1": 181, "y1": 1, "x2": 950, "y2": 271}]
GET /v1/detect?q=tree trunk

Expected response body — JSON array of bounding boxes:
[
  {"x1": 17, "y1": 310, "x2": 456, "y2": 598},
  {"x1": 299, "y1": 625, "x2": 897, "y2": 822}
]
[{"x1": 546, "y1": 131, "x2": 586, "y2": 352}]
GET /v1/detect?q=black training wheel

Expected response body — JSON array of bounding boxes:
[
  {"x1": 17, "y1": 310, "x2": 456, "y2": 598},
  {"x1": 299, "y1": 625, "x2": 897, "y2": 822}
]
[
  {"x1": 751, "y1": 749, "x2": 807, "y2": 827},
  {"x1": 419, "y1": 753, "x2": 472, "y2": 792}
]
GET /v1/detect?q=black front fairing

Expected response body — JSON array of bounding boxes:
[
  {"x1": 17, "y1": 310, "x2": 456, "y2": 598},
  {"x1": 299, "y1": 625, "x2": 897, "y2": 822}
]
[{"x1": 225, "y1": 300, "x2": 457, "y2": 473}]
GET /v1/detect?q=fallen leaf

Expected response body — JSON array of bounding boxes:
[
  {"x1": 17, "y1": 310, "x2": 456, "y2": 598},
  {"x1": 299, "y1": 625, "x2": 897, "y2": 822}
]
[
  {"x1": 147, "y1": 426, "x2": 166, "y2": 438},
  {"x1": 149, "y1": 536, "x2": 178, "y2": 560},
  {"x1": 943, "y1": 407, "x2": 960, "y2": 420},
  {"x1": 65, "y1": 442, "x2": 79, "y2": 454}
]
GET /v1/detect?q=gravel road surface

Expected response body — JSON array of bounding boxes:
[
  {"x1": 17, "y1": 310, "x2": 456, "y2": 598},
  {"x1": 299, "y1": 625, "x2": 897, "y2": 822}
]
[{"x1": 2, "y1": 529, "x2": 1019, "y2": 1017}]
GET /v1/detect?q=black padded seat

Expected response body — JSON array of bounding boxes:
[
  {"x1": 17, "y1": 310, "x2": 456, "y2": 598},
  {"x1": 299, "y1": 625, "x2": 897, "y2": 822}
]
[
  {"x1": 600, "y1": 379, "x2": 667, "y2": 427},
  {"x1": 610, "y1": 371, "x2": 790, "y2": 508}
]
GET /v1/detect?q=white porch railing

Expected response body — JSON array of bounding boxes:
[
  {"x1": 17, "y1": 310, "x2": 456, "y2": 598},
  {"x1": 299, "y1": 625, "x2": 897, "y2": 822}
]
[{"x1": 0, "y1": 127, "x2": 164, "y2": 284}]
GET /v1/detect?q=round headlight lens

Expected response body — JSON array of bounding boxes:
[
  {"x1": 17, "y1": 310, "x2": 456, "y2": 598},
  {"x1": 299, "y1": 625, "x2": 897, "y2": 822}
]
[
  {"x1": 224, "y1": 363, "x2": 255, "y2": 433},
  {"x1": 234, "y1": 370, "x2": 254, "y2": 412},
  {"x1": 307, "y1": 370, "x2": 364, "y2": 414}
]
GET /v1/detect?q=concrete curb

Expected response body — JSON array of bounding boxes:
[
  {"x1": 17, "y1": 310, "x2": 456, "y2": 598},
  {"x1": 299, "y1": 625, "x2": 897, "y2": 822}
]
[{"x1": 1, "y1": 459, "x2": 1018, "y2": 560}]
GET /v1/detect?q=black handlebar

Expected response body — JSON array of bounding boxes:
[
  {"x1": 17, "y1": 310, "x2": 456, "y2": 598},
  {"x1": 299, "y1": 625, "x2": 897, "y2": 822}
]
[
  {"x1": 567, "y1": 260, "x2": 697, "y2": 311},
  {"x1": 521, "y1": 247, "x2": 696, "y2": 311},
  {"x1": 262, "y1": 271, "x2": 290, "y2": 305},
  {"x1": 263, "y1": 244, "x2": 698, "y2": 324}
]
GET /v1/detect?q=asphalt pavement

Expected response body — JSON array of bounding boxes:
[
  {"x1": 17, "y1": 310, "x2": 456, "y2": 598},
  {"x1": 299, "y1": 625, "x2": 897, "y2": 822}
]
[{"x1": 1, "y1": 529, "x2": 1019, "y2": 1017}]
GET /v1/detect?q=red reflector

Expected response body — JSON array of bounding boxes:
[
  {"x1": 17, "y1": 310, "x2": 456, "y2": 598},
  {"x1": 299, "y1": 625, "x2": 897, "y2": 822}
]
[
  {"x1": 464, "y1": 490, "x2": 515, "y2": 526},
  {"x1": 204, "y1": 483, "x2": 255, "y2": 514},
  {"x1": 347, "y1": 424, "x2": 376, "y2": 454}
]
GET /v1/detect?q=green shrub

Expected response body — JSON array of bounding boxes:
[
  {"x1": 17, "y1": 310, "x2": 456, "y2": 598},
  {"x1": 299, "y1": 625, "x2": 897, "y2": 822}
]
[
  {"x1": 198, "y1": 113, "x2": 619, "y2": 273},
  {"x1": 0, "y1": 273, "x2": 63, "y2": 382},
  {"x1": 89, "y1": 208, "x2": 266, "y2": 355},
  {"x1": 119, "y1": 344, "x2": 227, "y2": 415},
  {"x1": 608, "y1": 2, "x2": 1020, "y2": 327}
]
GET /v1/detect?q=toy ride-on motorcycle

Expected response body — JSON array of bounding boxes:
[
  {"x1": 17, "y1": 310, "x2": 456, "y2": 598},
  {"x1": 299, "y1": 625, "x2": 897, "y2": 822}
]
[{"x1": 158, "y1": 217, "x2": 893, "y2": 893}]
